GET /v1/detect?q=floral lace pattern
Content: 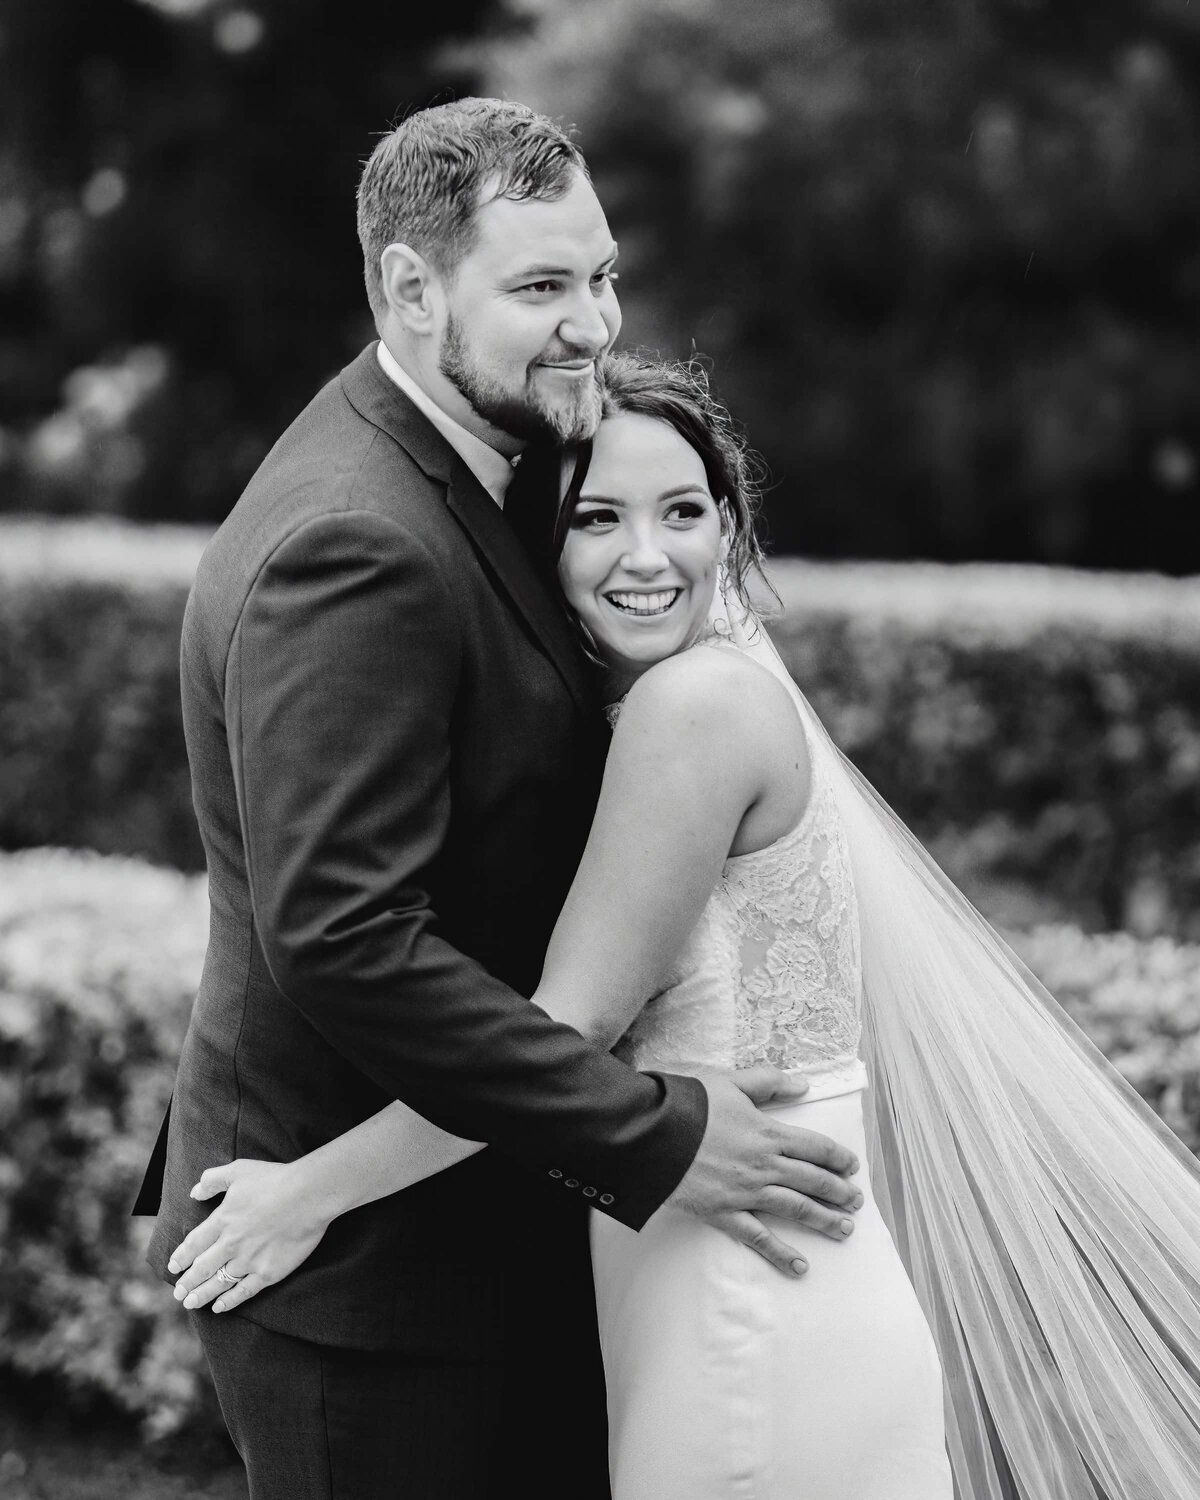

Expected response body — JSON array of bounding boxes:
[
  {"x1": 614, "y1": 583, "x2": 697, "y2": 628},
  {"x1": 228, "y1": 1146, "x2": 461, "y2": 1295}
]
[
  {"x1": 615, "y1": 715, "x2": 866, "y2": 1094},
  {"x1": 723, "y1": 773, "x2": 863, "y2": 1077}
]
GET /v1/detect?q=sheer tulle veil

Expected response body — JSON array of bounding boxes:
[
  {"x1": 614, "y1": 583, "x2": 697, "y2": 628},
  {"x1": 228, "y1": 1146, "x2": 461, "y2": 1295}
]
[{"x1": 711, "y1": 584, "x2": 1200, "y2": 1499}]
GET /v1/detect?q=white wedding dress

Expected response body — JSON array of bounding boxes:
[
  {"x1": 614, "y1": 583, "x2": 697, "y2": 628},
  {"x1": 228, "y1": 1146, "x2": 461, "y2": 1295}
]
[{"x1": 590, "y1": 655, "x2": 953, "y2": 1499}]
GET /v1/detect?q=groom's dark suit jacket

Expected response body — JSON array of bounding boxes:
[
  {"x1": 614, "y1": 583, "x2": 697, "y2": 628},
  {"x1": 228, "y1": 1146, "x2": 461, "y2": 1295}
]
[{"x1": 138, "y1": 344, "x2": 707, "y2": 1359}]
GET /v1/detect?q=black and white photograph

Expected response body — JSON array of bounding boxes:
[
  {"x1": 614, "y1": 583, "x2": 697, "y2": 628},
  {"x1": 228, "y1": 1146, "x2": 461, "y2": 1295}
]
[{"x1": 3, "y1": 2, "x2": 1200, "y2": 1496}]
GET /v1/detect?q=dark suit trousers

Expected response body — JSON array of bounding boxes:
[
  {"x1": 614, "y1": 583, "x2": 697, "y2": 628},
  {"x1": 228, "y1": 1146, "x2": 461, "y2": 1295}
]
[{"x1": 190, "y1": 1306, "x2": 611, "y2": 1500}]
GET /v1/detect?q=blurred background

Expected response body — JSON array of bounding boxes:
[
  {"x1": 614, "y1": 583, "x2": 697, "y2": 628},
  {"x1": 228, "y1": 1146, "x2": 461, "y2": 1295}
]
[
  {"x1": 3, "y1": 0, "x2": 1200, "y2": 566},
  {"x1": 2, "y1": 2, "x2": 1200, "y2": 1495}
]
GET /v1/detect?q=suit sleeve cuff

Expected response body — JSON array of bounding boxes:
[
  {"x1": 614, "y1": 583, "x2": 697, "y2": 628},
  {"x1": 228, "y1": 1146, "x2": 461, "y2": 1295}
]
[{"x1": 606, "y1": 1071, "x2": 710, "y2": 1232}]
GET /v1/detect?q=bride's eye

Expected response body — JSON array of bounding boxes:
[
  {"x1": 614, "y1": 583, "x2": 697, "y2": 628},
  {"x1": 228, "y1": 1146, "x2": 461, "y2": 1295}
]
[
  {"x1": 667, "y1": 500, "x2": 707, "y2": 523},
  {"x1": 572, "y1": 506, "x2": 619, "y2": 530}
]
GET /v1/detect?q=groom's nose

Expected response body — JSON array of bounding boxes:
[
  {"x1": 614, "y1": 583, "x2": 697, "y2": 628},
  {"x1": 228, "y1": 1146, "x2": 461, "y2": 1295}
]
[{"x1": 558, "y1": 289, "x2": 615, "y2": 358}]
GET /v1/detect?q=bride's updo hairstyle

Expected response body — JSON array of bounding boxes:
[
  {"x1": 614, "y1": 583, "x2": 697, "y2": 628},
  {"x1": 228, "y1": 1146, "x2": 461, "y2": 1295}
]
[{"x1": 552, "y1": 352, "x2": 771, "y2": 606}]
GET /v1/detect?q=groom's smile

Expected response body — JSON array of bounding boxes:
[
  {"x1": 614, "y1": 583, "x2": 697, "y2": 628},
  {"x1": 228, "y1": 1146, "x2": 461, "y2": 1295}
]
[{"x1": 537, "y1": 357, "x2": 596, "y2": 376}]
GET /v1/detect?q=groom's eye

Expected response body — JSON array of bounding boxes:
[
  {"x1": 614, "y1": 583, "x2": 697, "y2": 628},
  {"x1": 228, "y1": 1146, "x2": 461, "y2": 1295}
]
[
  {"x1": 591, "y1": 270, "x2": 619, "y2": 292},
  {"x1": 523, "y1": 279, "x2": 562, "y2": 295}
]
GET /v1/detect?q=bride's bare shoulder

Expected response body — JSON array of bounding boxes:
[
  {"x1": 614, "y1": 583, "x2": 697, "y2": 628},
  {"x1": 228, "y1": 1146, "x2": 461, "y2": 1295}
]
[
  {"x1": 617, "y1": 643, "x2": 800, "y2": 750},
  {"x1": 609, "y1": 646, "x2": 811, "y2": 837}
]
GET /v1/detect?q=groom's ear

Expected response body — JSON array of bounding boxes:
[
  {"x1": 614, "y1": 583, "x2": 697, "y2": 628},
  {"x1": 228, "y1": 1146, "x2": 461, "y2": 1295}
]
[{"x1": 380, "y1": 243, "x2": 438, "y2": 335}]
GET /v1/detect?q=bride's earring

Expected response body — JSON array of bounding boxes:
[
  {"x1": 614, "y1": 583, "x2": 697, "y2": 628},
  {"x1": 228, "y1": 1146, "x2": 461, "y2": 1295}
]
[
  {"x1": 709, "y1": 563, "x2": 734, "y2": 643},
  {"x1": 719, "y1": 520, "x2": 734, "y2": 610}
]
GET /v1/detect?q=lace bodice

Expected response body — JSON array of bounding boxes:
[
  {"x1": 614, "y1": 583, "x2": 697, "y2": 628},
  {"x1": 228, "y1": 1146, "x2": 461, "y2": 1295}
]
[{"x1": 613, "y1": 689, "x2": 868, "y2": 1100}]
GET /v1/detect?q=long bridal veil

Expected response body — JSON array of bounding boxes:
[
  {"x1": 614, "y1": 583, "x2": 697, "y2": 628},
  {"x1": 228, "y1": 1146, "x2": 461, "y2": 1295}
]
[{"x1": 716, "y1": 588, "x2": 1200, "y2": 1499}]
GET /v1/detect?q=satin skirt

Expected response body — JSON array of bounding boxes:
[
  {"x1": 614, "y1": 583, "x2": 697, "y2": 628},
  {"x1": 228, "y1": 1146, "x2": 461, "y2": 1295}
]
[{"x1": 589, "y1": 1089, "x2": 952, "y2": 1499}]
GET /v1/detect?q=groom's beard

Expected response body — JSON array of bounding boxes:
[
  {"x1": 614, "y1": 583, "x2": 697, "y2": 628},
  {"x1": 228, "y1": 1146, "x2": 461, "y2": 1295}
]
[{"x1": 438, "y1": 312, "x2": 602, "y2": 445}]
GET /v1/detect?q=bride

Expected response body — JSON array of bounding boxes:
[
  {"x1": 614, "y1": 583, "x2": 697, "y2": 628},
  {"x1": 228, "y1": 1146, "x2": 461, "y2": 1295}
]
[{"x1": 167, "y1": 353, "x2": 1200, "y2": 1499}]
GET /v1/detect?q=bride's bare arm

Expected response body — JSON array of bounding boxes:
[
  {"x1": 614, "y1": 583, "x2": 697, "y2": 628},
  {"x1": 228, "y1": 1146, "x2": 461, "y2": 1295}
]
[
  {"x1": 535, "y1": 648, "x2": 808, "y2": 1043},
  {"x1": 169, "y1": 649, "x2": 808, "y2": 1312}
]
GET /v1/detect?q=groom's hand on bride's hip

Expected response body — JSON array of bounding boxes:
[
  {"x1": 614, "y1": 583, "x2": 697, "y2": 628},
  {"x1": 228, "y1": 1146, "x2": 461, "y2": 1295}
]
[{"x1": 666, "y1": 1065, "x2": 863, "y2": 1278}]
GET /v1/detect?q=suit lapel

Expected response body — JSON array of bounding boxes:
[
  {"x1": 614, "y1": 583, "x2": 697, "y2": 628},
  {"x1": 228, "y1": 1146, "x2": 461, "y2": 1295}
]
[
  {"x1": 444, "y1": 458, "x2": 592, "y2": 713},
  {"x1": 341, "y1": 344, "x2": 592, "y2": 713}
]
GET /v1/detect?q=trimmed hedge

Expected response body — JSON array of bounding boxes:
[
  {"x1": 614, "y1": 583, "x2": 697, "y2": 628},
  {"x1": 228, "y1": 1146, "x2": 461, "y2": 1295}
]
[
  {"x1": 1010, "y1": 924, "x2": 1200, "y2": 1155},
  {"x1": 0, "y1": 849, "x2": 211, "y2": 1438},
  {"x1": 0, "y1": 519, "x2": 206, "y2": 871},
  {"x1": 769, "y1": 561, "x2": 1200, "y2": 938},
  {"x1": 3, "y1": 520, "x2": 1200, "y2": 934},
  {"x1": 2, "y1": 847, "x2": 1198, "y2": 1434}
]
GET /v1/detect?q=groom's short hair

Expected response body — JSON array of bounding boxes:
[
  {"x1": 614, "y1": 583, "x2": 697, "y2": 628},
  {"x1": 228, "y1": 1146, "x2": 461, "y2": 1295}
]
[{"x1": 357, "y1": 98, "x2": 589, "y2": 328}]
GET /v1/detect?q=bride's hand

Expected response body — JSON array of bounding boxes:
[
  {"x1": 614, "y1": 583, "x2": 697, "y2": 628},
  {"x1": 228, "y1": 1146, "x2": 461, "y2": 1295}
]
[{"x1": 166, "y1": 1158, "x2": 332, "y2": 1314}]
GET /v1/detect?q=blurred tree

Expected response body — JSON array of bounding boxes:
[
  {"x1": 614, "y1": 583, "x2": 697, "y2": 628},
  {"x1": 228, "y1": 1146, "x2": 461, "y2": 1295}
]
[
  {"x1": 1, "y1": 0, "x2": 1199, "y2": 567},
  {"x1": 0, "y1": 0, "x2": 497, "y2": 521},
  {"x1": 484, "y1": 0, "x2": 1200, "y2": 570}
]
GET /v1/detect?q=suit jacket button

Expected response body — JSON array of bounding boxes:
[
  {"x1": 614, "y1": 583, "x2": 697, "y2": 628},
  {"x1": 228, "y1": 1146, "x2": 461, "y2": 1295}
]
[
  {"x1": 565, "y1": 1178, "x2": 580, "y2": 1189},
  {"x1": 599, "y1": 1193, "x2": 615, "y2": 1206},
  {"x1": 582, "y1": 1186, "x2": 597, "y2": 1198},
  {"x1": 548, "y1": 1169, "x2": 563, "y2": 1179}
]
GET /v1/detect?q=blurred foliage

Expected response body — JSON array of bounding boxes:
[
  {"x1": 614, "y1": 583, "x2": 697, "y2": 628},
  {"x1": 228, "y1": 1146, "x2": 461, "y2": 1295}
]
[
  {"x1": 4, "y1": 520, "x2": 1199, "y2": 941},
  {"x1": 0, "y1": 520, "x2": 203, "y2": 869},
  {"x1": 0, "y1": 849, "x2": 211, "y2": 1438},
  {"x1": 0, "y1": 844, "x2": 1196, "y2": 1432},
  {"x1": 485, "y1": 0, "x2": 1200, "y2": 569},
  {"x1": 769, "y1": 558, "x2": 1200, "y2": 936},
  {"x1": 0, "y1": 0, "x2": 499, "y2": 522},
  {"x1": 1, "y1": 3, "x2": 1199, "y2": 566},
  {"x1": 1012, "y1": 923, "x2": 1200, "y2": 1150}
]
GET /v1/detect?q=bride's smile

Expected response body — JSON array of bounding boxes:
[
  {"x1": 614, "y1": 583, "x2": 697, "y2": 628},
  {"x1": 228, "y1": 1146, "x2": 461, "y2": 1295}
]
[{"x1": 605, "y1": 587, "x2": 681, "y2": 615}]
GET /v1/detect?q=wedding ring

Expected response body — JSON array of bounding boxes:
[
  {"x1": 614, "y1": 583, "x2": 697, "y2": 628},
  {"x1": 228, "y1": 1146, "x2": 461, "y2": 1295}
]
[{"x1": 215, "y1": 1264, "x2": 246, "y2": 1285}]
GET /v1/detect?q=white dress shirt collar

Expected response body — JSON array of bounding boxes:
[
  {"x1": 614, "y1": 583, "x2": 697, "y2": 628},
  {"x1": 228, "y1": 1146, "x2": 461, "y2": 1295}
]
[{"x1": 376, "y1": 340, "x2": 517, "y2": 509}]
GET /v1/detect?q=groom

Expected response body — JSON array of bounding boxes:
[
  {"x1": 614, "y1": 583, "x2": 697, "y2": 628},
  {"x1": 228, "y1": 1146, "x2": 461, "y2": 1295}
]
[{"x1": 138, "y1": 98, "x2": 855, "y2": 1499}]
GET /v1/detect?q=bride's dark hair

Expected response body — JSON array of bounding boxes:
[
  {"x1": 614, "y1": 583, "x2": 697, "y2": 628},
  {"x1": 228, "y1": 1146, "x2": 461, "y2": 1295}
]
[{"x1": 552, "y1": 352, "x2": 772, "y2": 605}]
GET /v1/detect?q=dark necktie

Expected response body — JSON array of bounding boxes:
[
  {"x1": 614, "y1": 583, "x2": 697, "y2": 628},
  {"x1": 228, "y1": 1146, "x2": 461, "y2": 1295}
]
[{"x1": 502, "y1": 444, "x2": 562, "y2": 577}]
